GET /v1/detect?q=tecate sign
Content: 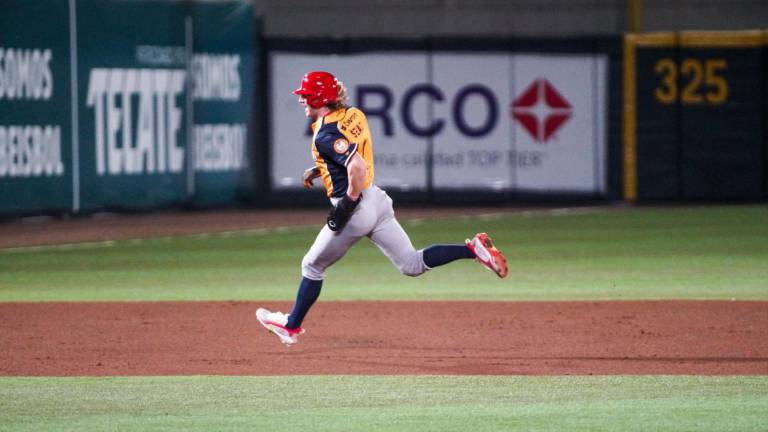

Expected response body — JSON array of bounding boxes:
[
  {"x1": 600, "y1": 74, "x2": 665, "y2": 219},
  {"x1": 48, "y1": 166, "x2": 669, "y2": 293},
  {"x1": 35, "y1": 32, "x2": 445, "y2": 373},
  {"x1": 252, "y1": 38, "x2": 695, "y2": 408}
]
[{"x1": 271, "y1": 52, "x2": 607, "y2": 193}]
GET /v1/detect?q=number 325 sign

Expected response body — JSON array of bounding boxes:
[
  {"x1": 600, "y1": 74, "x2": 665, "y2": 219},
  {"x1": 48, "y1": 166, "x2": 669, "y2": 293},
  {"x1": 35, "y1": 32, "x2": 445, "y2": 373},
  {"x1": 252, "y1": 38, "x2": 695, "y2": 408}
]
[{"x1": 654, "y1": 58, "x2": 728, "y2": 105}]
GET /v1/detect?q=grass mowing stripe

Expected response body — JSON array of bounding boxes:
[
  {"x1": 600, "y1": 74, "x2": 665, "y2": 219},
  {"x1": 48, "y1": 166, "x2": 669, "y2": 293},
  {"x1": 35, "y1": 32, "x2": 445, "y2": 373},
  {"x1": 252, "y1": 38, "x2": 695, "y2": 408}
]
[
  {"x1": 1, "y1": 376, "x2": 766, "y2": 431},
  {"x1": 0, "y1": 206, "x2": 766, "y2": 301}
]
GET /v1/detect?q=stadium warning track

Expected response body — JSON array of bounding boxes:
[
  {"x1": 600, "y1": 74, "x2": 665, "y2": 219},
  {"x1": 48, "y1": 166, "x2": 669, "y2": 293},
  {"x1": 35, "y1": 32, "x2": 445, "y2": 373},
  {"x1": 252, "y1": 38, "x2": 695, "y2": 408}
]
[{"x1": 1, "y1": 300, "x2": 766, "y2": 376}]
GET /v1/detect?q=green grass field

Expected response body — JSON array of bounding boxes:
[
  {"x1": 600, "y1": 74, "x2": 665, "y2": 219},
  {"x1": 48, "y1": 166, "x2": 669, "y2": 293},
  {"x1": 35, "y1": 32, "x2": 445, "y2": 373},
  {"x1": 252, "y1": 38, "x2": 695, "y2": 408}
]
[
  {"x1": 1, "y1": 205, "x2": 766, "y2": 301},
  {"x1": 1, "y1": 376, "x2": 766, "y2": 432},
  {"x1": 1, "y1": 205, "x2": 766, "y2": 431}
]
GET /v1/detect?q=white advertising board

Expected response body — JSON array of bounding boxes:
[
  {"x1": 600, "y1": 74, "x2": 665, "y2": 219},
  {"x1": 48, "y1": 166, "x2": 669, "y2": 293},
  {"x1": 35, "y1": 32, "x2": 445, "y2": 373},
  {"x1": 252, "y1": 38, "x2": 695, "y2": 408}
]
[
  {"x1": 511, "y1": 54, "x2": 607, "y2": 192},
  {"x1": 431, "y1": 54, "x2": 513, "y2": 190},
  {"x1": 270, "y1": 51, "x2": 607, "y2": 193}
]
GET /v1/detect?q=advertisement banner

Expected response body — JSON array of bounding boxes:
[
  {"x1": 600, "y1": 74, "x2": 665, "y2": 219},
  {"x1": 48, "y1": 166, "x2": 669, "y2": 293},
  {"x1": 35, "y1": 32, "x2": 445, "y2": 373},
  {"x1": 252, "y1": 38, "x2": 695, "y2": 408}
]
[
  {"x1": 431, "y1": 54, "x2": 513, "y2": 190},
  {"x1": 0, "y1": 0, "x2": 72, "y2": 213},
  {"x1": 77, "y1": 0, "x2": 189, "y2": 210},
  {"x1": 1, "y1": 0, "x2": 255, "y2": 216},
  {"x1": 270, "y1": 51, "x2": 607, "y2": 194},
  {"x1": 512, "y1": 55, "x2": 607, "y2": 192},
  {"x1": 191, "y1": 1, "x2": 254, "y2": 205}
]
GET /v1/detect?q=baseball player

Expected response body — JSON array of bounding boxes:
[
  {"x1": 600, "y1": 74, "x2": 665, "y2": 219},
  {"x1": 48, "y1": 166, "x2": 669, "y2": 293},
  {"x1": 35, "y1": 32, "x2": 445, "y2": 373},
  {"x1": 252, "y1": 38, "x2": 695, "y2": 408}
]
[{"x1": 256, "y1": 71, "x2": 508, "y2": 345}]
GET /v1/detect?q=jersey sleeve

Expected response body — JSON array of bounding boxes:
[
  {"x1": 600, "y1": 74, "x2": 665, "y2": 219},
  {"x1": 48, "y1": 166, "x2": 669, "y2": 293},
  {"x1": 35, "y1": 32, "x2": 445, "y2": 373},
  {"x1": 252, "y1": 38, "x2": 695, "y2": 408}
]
[{"x1": 314, "y1": 127, "x2": 358, "y2": 167}]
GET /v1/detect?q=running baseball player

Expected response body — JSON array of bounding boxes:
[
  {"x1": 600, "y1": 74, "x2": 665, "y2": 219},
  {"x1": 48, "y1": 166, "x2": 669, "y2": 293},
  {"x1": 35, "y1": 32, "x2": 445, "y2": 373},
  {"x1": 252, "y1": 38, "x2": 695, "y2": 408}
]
[{"x1": 256, "y1": 71, "x2": 508, "y2": 345}]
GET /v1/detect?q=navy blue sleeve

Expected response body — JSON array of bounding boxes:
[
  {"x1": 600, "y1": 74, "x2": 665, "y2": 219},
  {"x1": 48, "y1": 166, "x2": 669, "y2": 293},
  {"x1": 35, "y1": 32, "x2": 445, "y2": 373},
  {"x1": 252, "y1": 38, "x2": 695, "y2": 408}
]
[{"x1": 315, "y1": 127, "x2": 358, "y2": 167}]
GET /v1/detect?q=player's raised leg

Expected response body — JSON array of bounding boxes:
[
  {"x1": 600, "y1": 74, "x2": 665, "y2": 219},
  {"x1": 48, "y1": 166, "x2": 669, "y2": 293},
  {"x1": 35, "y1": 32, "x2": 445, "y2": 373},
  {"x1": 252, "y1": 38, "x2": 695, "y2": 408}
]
[
  {"x1": 368, "y1": 215, "x2": 506, "y2": 277},
  {"x1": 368, "y1": 217, "x2": 427, "y2": 276},
  {"x1": 367, "y1": 191, "x2": 508, "y2": 278}
]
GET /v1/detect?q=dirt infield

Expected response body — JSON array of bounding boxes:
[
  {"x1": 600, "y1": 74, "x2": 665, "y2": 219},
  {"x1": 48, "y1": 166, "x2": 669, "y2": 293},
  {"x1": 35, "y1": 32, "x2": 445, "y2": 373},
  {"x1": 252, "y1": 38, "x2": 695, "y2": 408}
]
[
  {"x1": 2, "y1": 208, "x2": 765, "y2": 377},
  {"x1": 2, "y1": 300, "x2": 766, "y2": 376}
]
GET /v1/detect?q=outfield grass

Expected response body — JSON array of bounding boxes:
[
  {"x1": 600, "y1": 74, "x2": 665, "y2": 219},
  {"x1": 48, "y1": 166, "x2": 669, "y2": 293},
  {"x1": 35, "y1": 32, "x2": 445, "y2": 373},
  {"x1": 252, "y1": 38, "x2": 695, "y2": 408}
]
[
  {"x1": 0, "y1": 205, "x2": 766, "y2": 301},
  {"x1": 1, "y1": 376, "x2": 766, "y2": 432}
]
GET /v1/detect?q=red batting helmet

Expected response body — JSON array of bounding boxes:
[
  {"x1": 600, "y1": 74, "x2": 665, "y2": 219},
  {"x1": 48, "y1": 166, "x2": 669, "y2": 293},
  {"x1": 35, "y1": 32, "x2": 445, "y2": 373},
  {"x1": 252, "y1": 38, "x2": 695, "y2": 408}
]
[{"x1": 293, "y1": 71, "x2": 339, "y2": 109}]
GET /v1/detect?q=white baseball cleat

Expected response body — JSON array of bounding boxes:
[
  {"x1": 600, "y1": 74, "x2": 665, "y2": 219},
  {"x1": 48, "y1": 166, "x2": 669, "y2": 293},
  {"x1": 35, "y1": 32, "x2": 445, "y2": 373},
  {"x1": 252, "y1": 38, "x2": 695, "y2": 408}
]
[
  {"x1": 466, "y1": 232, "x2": 509, "y2": 278},
  {"x1": 255, "y1": 308, "x2": 304, "y2": 345}
]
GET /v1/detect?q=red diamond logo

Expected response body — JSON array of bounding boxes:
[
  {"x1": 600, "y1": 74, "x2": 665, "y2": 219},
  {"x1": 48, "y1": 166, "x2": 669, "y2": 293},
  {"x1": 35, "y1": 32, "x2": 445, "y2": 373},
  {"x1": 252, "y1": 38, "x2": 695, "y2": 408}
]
[{"x1": 511, "y1": 78, "x2": 572, "y2": 143}]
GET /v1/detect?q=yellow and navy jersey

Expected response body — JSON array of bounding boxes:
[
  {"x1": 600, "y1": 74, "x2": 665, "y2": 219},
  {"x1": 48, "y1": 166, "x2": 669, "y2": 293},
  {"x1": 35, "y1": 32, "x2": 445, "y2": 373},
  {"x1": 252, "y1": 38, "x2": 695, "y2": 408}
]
[{"x1": 310, "y1": 106, "x2": 374, "y2": 198}]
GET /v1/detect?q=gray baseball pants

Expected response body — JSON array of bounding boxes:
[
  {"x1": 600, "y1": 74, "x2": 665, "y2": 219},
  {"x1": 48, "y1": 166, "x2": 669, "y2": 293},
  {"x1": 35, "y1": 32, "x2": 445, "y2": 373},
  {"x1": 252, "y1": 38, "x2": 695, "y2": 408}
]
[{"x1": 301, "y1": 184, "x2": 428, "y2": 280}]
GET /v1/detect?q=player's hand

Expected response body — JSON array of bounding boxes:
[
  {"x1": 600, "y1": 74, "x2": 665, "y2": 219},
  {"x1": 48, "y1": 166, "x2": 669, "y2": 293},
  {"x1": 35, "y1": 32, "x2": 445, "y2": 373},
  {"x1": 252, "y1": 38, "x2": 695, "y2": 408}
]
[
  {"x1": 302, "y1": 166, "x2": 321, "y2": 189},
  {"x1": 327, "y1": 194, "x2": 361, "y2": 232}
]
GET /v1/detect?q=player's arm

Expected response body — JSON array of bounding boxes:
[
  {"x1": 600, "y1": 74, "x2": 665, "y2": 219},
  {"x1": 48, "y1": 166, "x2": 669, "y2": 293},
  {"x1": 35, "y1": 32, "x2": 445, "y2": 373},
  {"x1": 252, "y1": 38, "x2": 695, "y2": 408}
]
[
  {"x1": 302, "y1": 166, "x2": 321, "y2": 189},
  {"x1": 326, "y1": 152, "x2": 365, "y2": 232},
  {"x1": 345, "y1": 153, "x2": 366, "y2": 200},
  {"x1": 338, "y1": 107, "x2": 368, "y2": 200}
]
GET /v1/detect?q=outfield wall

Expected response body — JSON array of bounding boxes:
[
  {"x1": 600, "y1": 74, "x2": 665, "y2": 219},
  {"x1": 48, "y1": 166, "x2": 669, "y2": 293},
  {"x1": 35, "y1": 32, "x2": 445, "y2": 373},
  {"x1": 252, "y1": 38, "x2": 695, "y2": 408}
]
[
  {"x1": 0, "y1": 0, "x2": 256, "y2": 215},
  {"x1": 623, "y1": 31, "x2": 768, "y2": 201},
  {"x1": 2, "y1": 5, "x2": 767, "y2": 218}
]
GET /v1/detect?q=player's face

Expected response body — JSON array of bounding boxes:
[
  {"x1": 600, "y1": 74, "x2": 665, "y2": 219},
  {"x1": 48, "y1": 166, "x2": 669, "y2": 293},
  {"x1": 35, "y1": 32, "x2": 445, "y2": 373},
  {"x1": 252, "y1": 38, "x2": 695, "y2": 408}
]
[{"x1": 298, "y1": 95, "x2": 319, "y2": 119}]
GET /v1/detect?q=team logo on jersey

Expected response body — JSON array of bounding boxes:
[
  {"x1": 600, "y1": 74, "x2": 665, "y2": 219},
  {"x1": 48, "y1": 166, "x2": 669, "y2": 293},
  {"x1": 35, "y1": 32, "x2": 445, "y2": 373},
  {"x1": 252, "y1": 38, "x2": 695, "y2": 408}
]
[{"x1": 333, "y1": 138, "x2": 350, "y2": 154}]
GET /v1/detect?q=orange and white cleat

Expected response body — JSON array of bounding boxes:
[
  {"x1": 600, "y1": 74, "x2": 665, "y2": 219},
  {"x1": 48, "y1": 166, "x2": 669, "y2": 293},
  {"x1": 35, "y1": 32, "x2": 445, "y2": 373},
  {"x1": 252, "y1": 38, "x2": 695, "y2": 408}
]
[
  {"x1": 255, "y1": 308, "x2": 304, "y2": 345},
  {"x1": 465, "y1": 233, "x2": 508, "y2": 278}
]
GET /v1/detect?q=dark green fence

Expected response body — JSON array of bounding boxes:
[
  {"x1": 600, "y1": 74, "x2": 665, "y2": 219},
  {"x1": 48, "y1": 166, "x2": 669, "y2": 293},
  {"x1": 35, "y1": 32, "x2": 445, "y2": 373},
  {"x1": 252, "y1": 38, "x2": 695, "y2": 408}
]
[{"x1": 0, "y1": 0, "x2": 255, "y2": 215}]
